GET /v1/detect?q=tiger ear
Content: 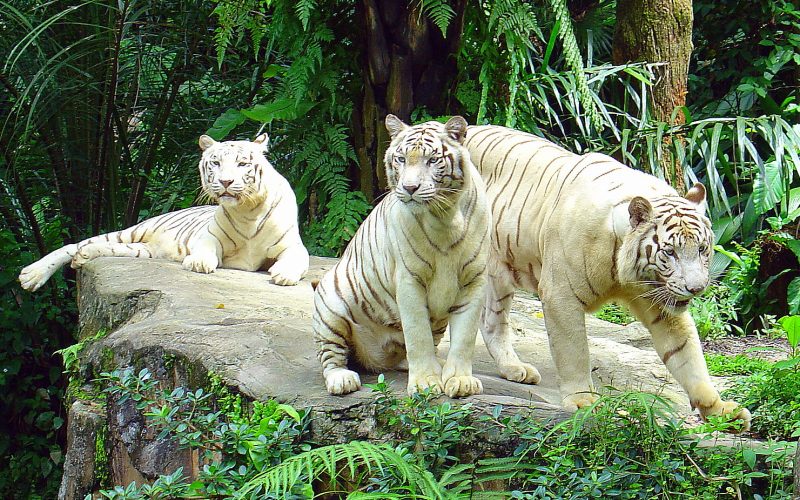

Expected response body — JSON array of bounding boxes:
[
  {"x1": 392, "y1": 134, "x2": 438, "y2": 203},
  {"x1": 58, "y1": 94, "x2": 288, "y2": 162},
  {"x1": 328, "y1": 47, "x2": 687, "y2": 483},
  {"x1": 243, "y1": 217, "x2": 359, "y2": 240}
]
[
  {"x1": 385, "y1": 114, "x2": 408, "y2": 139},
  {"x1": 199, "y1": 135, "x2": 216, "y2": 151},
  {"x1": 628, "y1": 196, "x2": 653, "y2": 229},
  {"x1": 685, "y1": 182, "x2": 707, "y2": 213},
  {"x1": 253, "y1": 133, "x2": 270, "y2": 152},
  {"x1": 444, "y1": 115, "x2": 468, "y2": 144}
]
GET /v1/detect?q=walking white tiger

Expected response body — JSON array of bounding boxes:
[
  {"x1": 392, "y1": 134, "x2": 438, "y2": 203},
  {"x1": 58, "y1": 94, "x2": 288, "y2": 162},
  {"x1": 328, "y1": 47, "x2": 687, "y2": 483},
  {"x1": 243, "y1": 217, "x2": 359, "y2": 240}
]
[
  {"x1": 464, "y1": 124, "x2": 751, "y2": 431},
  {"x1": 19, "y1": 134, "x2": 309, "y2": 290},
  {"x1": 313, "y1": 115, "x2": 490, "y2": 398}
]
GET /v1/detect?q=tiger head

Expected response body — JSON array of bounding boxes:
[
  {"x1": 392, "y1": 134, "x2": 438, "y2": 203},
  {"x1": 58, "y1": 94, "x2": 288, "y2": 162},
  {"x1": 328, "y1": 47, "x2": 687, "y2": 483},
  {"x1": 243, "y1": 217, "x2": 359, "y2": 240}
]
[
  {"x1": 383, "y1": 114, "x2": 470, "y2": 213},
  {"x1": 197, "y1": 134, "x2": 271, "y2": 208},
  {"x1": 624, "y1": 183, "x2": 713, "y2": 312}
]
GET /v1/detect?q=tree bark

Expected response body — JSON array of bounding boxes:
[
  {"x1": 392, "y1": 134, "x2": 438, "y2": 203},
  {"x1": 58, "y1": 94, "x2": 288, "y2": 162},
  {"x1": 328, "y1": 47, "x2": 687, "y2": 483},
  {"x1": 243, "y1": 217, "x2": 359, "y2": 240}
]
[
  {"x1": 613, "y1": 0, "x2": 693, "y2": 192},
  {"x1": 352, "y1": 0, "x2": 467, "y2": 200}
]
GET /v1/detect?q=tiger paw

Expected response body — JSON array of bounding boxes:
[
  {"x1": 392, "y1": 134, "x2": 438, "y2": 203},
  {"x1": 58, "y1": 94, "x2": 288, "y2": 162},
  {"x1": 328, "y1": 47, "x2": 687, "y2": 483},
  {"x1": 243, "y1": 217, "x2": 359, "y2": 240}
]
[
  {"x1": 407, "y1": 372, "x2": 443, "y2": 396},
  {"x1": 268, "y1": 260, "x2": 303, "y2": 286},
  {"x1": 697, "y1": 399, "x2": 751, "y2": 433},
  {"x1": 443, "y1": 375, "x2": 483, "y2": 398},
  {"x1": 499, "y1": 362, "x2": 541, "y2": 385},
  {"x1": 19, "y1": 264, "x2": 47, "y2": 292},
  {"x1": 562, "y1": 392, "x2": 598, "y2": 411},
  {"x1": 182, "y1": 254, "x2": 218, "y2": 274},
  {"x1": 324, "y1": 368, "x2": 361, "y2": 395}
]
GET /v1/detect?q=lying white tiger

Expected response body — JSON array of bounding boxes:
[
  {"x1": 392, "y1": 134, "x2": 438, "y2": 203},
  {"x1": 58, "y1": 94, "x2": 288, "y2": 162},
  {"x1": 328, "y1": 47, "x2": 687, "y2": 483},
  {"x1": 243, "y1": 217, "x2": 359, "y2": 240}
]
[
  {"x1": 465, "y1": 125, "x2": 751, "y2": 431},
  {"x1": 313, "y1": 115, "x2": 490, "y2": 398},
  {"x1": 19, "y1": 134, "x2": 309, "y2": 290}
]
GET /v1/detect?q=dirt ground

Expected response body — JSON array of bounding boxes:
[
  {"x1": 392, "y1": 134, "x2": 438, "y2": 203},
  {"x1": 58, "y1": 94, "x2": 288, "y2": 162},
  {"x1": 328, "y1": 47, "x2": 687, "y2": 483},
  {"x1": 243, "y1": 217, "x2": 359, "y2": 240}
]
[{"x1": 703, "y1": 335, "x2": 792, "y2": 362}]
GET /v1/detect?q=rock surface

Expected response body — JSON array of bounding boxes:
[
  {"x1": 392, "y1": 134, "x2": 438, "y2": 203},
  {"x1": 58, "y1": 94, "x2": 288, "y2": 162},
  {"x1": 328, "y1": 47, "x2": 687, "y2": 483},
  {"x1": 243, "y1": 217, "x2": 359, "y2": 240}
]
[{"x1": 65, "y1": 256, "x2": 699, "y2": 497}]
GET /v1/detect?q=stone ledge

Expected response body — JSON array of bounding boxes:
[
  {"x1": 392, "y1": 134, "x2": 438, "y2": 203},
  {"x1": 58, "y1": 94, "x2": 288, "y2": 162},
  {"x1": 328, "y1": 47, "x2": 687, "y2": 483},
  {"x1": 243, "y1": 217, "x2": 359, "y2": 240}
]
[{"x1": 62, "y1": 256, "x2": 712, "y2": 498}]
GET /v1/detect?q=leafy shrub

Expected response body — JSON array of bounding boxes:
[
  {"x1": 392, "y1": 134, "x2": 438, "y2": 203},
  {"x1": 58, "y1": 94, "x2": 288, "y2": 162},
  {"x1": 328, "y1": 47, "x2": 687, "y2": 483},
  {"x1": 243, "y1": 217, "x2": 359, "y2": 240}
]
[
  {"x1": 722, "y1": 316, "x2": 800, "y2": 440},
  {"x1": 0, "y1": 229, "x2": 75, "y2": 499},
  {"x1": 691, "y1": 284, "x2": 741, "y2": 339},
  {"x1": 594, "y1": 302, "x2": 635, "y2": 326},
  {"x1": 705, "y1": 353, "x2": 773, "y2": 376},
  {"x1": 92, "y1": 368, "x2": 309, "y2": 499},
  {"x1": 91, "y1": 371, "x2": 794, "y2": 498}
]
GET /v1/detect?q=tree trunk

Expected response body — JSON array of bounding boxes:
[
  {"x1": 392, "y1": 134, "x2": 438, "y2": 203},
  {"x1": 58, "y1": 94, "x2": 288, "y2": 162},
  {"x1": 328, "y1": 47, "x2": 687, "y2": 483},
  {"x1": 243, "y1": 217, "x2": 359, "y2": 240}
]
[
  {"x1": 352, "y1": 0, "x2": 467, "y2": 200},
  {"x1": 613, "y1": 0, "x2": 693, "y2": 192}
]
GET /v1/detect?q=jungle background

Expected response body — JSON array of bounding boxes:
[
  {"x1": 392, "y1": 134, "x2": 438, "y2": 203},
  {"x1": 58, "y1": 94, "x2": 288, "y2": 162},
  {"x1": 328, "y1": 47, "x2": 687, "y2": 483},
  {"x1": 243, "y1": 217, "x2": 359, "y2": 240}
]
[{"x1": 1, "y1": 0, "x2": 799, "y2": 497}]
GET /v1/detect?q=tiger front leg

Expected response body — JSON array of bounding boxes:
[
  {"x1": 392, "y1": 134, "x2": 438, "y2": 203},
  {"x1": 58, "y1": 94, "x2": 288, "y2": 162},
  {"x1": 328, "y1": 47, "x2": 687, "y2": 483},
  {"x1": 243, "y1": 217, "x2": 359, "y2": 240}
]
[
  {"x1": 183, "y1": 231, "x2": 222, "y2": 274},
  {"x1": 631, "y1": 301, "x2": 751, "y2": 433},
  {"x1": 480, "y1": 262, "x2": 541, "y2": 384},
  {"x1": 442, "y1": 294, "x2": 484, "y2": 398},
  {"x1": 71, "y1": 242, "x2": 153, "y2": 268},
  {"x1": 268, "y1": 241, "x2": 309, "y2": 286},
  {"x1": 541, "y1": 288, "x2": 597, "y2": 410},
  {"x1": 396, "y1": 275, "x2": 443, "y2": 395},
  {"x1": 313, "y1": 287, "x2": 361, "y2": 395}
]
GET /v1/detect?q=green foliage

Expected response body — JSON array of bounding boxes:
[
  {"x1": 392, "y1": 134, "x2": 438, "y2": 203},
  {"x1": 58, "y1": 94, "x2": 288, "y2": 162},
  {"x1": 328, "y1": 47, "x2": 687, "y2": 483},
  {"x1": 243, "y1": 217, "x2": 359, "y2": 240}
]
[
  {"x1": 369, "y1": 375, "x2": 475, "y2": 473},
  {"x1": 92, "y1": 368, "x2": 309, "y2": 499},
  {"x1": 691, "y1": 0, "x2": 800, "y2": 120},
  {"x1": 0, "y1": 228, "x2": 73, "y2": 498},
  {"x1": 690, "y1": 284, "x2": 741, "y2": 339},
  {"x1": 724, "y1": 367, "x2": 800, "y2": 441},
  {"x1": 547, "y1": 0, "x2": 602, "y2": 132},
  {"x1": 722, "y1": 316, "x2": 800, "y2": 440},
  {"x1": 705, "y1": 354, "x2": 773, "y2": 376},
  {"x1": 88, "y1": 369, "x2": 795, "y2": 498},
  {"x1": 418, "y1": 0, "x2": 456, "y2": 37},
  {"x1": 593, "y1": 302, "x2": 635, "y2": 326},
  {"x1": 210, "y1": 0, "x2": 371, "y2": 255}
]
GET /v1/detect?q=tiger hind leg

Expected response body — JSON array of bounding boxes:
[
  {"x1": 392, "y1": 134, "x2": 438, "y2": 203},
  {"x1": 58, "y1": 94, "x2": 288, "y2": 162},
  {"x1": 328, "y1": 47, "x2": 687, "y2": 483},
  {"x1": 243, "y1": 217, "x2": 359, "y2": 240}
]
[
  {"x1": 71, "y1": 242, "x2": 153, "y2": 269},
  {"x1": 18, "y1": 244, "x2": 78, "y2": 291},
  {"x1": 480, "y1": 264, "x2": 541, "y2": 384},
  {"x1": 313, "y1": 292, "x2": 361, "y2": 395}
]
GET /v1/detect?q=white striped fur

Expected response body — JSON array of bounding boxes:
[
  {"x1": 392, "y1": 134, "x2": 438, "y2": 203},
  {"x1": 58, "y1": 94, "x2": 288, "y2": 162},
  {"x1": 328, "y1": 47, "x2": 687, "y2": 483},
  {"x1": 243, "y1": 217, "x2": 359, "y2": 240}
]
[
  {"x1": 465, "y1": 124, "x2": 750, "y2": 432},
  {"x1": 19, "y1": 134, "x2": 309, "y2": 291},
  {"x1": 313, "y1": 115, "x2": 490, "y2": 397}
]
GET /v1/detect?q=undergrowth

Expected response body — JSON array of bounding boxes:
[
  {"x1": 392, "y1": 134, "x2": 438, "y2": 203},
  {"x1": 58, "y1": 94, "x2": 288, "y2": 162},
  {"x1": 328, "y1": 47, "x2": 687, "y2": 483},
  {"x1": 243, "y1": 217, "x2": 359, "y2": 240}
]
[{"x1": 90, "y1": 370, "x2": 795, "y2": 499}]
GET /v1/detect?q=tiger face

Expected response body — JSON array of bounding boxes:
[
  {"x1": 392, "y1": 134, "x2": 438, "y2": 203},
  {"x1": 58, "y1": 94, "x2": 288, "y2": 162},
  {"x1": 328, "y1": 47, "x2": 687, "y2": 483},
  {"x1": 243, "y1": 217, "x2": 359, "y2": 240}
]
[
  {"x1": 198, "y1": 134, "x2": 270, "y2": 208},
  {"x1": 384, "y1": 115, "x2": 469, "y2": 212},
  {"x1": 629, "y1": 184, "x2": 713, "y2": 311}
]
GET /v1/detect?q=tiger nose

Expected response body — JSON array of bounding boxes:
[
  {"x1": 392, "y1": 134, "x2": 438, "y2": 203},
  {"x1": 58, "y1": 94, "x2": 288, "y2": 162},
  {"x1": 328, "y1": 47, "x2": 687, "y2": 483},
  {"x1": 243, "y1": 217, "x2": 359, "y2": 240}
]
[
  {"x1": 687, "y1": 284, "x2": 705, "y2": 295},
  {"x1": 403, "y1": 183, "x2": 420, "y2": 195},
  {"x1": 220, "y1": 179, "x2": 233, "y2": 188}
]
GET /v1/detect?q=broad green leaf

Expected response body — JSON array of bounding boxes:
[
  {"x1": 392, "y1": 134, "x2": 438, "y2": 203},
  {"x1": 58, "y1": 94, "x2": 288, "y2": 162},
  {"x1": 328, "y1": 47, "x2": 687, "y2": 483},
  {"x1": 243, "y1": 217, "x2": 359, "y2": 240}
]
[
  {"x1": 779, "y1": 315, "x2": 800, "y2": 348},
  {"x1": 788, "y1": 279, "x2": 800, "y2": 316},
  {"x1": 206, "y1": 108, "x2": 245, "y2": 140},
  {"x1": 772, "y1": 357, "x2": 800, "y2": 371},
  {"x1": 240, "y1": 98, "x2": 316, "y2": 123},
  {"x1": 742, "y1": 448, "x2": 757, "y2": 470},
  {"x1": 752, "y1": 161, "x2": 786, "y2": 216},
  {"x1": 263, "y1": 64, "x2": 282, "y2": 79}
]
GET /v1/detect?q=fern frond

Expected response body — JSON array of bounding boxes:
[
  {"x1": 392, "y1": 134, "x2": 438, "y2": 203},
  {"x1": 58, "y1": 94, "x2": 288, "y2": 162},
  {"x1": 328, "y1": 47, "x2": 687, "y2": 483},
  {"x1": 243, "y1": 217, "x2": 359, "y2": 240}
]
[
  {"x1": 237, "y1": 441, "x2": 444, "y2": 498},
  {"x1": 418, "y1": 0, "x2": 455, "y2": 37},
  {"x1": 548, "y1": 0, "x2": 603, "y2": 133},
  {"x1": 294, "y1": 0, "x2": 316, "y2": 31}
]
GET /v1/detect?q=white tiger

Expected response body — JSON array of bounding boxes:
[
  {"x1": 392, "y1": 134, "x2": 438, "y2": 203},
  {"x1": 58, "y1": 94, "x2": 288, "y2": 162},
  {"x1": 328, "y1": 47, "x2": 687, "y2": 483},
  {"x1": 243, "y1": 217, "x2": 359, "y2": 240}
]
[
  {"x1": 19, "y1": 134, "x2": 309, "y2": 290},
  {"x1": 313, "y1": 115, "x2": 490, "y2": 398},
  {"x1": 464, "y1": 124, "x2": 751, "y2": 431}
]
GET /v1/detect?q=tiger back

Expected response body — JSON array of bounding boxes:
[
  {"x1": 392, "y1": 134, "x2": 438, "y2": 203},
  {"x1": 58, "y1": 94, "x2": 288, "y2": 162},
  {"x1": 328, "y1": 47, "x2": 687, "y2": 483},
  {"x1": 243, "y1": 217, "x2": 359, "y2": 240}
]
[
  {"x1": 19, "y1": 134, "x2": 309, "y2": 291},
  {"x1": 464, "y1": 124, "x2": 750, "y2": 432},
  {"x1": 312, "y1": 115, "x2": 490, "y2": 398}
]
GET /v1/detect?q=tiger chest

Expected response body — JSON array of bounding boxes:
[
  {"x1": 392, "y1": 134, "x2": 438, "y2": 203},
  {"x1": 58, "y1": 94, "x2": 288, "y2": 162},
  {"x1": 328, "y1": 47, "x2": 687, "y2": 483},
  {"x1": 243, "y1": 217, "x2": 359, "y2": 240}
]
[{"x1": 424, "y1": 258, "x2": 471, "y2": 322}]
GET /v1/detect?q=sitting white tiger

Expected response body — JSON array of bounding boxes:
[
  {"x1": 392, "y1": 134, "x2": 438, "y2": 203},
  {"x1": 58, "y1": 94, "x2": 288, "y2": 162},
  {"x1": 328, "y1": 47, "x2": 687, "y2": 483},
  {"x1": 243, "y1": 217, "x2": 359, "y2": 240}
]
[
  {"x1": 464, "y1": 125, "x2": 751, "y2": 431},
  {"x1": 313, "y1": 115, "x2": 490, "y2": 398},
  {"x1": 19, "y1": 134, "x2": 309, "y2": 290}
]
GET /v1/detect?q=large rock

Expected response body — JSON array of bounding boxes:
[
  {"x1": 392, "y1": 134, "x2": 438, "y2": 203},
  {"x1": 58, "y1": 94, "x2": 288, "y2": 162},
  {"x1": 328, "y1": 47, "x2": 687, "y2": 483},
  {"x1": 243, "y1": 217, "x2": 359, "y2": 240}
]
[{"x1": 65, "y1": 256, "x2": 693, "y2": 498}]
